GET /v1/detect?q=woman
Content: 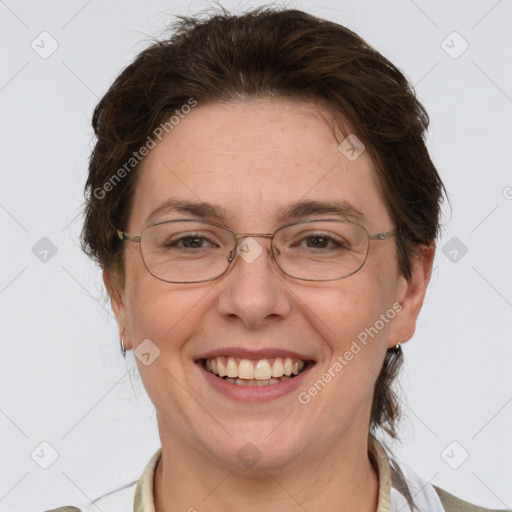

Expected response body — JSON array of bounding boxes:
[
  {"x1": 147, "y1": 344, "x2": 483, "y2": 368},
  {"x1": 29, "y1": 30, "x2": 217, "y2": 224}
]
[{"x1": 46, "y1": 6, "x2": 509, "y2": 512}]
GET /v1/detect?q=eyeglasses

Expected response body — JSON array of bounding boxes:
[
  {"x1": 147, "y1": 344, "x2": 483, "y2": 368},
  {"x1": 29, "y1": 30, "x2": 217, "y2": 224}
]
[{"x1": 117, "y1": 218, "x2": 398, "y2": 283}]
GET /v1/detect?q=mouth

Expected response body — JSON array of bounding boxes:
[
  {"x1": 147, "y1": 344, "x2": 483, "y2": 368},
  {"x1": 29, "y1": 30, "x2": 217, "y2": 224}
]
[{"x1": 201, "y1": 356, "x2": 314, "y2": 386}]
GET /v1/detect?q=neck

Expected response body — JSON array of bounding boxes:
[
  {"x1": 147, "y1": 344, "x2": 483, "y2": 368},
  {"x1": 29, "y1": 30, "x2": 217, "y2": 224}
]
[{"x1": 154, "y1": 426, "x2": 379, "y2": 512}]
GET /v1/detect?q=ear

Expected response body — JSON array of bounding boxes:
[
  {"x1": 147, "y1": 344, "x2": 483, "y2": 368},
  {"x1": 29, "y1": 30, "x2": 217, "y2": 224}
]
[
  {"x1": 386, "y1": 243, "x2": 435, "y2": 348},
  {"x1": 103, "y1": 268, "x2": 132, "y2": 351}
]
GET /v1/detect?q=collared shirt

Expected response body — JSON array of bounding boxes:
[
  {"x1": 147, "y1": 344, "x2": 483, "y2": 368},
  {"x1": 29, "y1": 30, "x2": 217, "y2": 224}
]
[{"x1": 79, "y1": 435, "x2": 447, "y2": 512}]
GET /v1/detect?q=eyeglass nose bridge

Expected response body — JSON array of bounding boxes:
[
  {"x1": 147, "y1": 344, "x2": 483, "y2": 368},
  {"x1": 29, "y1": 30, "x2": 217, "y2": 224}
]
[{"x1": 227, "y1": 232, "x2": 276, "y2": 263}]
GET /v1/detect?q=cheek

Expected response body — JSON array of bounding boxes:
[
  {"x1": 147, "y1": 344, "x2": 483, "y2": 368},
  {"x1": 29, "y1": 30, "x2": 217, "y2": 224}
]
[
  {"x1": 123, "y1": 270, "x2": 224, "y2": 398},
  {"x1": 304, "y1": 272, "x2": 393, "y2": 353},
  {"x1": 123, "y1": 280, "x2": 208, "y2": 416},
  {"x1": 122, "y1": 247, "x2": 196, "y2": 353},
  {"x1": 296, "y1": 277, "x2": 395, "y2": 432},
  {"x1": 126, "y1": 281, "x2": 201, "y2": 350}
]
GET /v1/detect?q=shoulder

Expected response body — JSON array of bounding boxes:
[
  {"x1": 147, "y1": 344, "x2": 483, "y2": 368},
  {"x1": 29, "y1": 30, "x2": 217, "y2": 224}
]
[
  {"x1": 434, "y1": 485, "x2": 511, "y2": 512},
  {"x1": 43, "y1": 508, "x2": 82, "y2": 512},
  {"x1": 43, "y1": 480, "x2": 137, "y2": 512},
  {"x1": 43, "y1": 448, "x2": 158, "y2": 512}
]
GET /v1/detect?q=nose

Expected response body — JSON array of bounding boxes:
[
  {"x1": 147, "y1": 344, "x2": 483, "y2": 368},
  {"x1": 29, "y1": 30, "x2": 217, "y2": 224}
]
[{"x1": 215, "y1": 236, "x2": 291, "y2": 328}]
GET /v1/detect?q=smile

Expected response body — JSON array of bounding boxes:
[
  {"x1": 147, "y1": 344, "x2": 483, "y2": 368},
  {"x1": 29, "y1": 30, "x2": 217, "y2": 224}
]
[{"x1": 203, "y1": 356, "x2": 311, "y2": 386}]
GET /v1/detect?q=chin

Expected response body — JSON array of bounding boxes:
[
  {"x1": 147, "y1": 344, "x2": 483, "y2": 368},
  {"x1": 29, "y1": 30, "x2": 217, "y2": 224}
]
[{"x1": 199, "y1": 421, "x2": 311, "y2": 472}]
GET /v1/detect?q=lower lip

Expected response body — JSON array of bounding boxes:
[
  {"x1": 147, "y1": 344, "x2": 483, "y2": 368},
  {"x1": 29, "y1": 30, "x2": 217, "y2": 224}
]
[{"x1": 197, "y1": 361, "x2": 315, "y2": 402}]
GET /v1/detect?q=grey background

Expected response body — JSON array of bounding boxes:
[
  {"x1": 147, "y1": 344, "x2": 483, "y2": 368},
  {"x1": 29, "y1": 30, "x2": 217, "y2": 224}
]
[{"x1": 1, "y1": 0, "x2": 511, "y2": 510}]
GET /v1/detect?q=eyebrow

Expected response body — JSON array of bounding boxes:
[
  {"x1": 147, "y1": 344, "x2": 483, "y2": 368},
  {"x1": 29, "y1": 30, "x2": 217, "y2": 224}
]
[{"x1": 145, "y1": 198, "x2": 367, "y2": 226}]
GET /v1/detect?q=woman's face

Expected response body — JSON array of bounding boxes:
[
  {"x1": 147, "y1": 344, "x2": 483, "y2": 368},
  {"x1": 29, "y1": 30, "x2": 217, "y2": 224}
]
[{"x1": 110, "y1": 98, "x2": 432, "y2": 470}]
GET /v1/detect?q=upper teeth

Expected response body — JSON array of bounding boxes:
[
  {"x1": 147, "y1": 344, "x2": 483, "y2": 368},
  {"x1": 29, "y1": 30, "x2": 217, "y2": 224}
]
[{"x1": 205, "y1": 357, "x2": 305, "y2": 380}]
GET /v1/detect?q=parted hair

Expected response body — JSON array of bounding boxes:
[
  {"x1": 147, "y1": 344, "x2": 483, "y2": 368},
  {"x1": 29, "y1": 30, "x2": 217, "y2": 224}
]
[{"x1": 81, "y1": 5, "x2": 446, "y2": 439}]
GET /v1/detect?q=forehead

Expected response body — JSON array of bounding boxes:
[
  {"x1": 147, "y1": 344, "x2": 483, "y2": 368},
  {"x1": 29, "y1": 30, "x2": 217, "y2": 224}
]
[{"x1": 129, "y1": 98, "x2": 392, "y2": 232}]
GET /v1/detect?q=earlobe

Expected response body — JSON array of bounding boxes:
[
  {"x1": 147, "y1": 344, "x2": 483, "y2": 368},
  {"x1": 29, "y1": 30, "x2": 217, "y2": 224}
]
[
  {"x1": 387, "y1": 243, "x2": 436, "y2": 348},
  {"x1": 102, "y1": 268, "x2": 132, "y2": 351}
]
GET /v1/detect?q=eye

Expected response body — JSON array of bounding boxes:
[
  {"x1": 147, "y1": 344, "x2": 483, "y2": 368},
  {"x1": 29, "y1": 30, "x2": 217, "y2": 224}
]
[
  {"x1": 165, "y1": 232, "x2": 220, "y2": 249},
  {"x1": 295, "y1": 232, "x2": 349, "y2": 250}
]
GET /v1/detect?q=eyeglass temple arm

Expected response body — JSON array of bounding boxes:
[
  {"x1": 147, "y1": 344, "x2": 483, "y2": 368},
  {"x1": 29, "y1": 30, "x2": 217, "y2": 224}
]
[
  {"x1": 117, "y1": 230, "x2": 141, "y2": 243},
  {"x1": 369, "y1": 230, "x2": 398, "y2": 240}
]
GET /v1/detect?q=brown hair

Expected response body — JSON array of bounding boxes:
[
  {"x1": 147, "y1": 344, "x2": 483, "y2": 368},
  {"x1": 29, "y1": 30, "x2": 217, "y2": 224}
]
[{"x1": 81, "y1": 6, "x2": 446, "y2": 439}]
